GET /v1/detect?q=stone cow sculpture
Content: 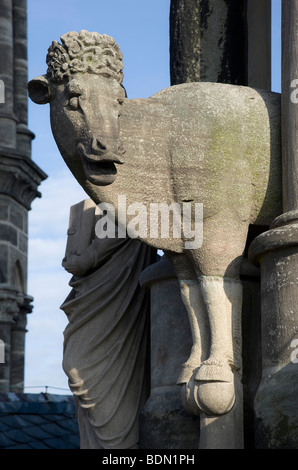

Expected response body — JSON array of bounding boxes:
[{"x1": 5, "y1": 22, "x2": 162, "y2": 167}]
[{"x1": 28, "y1": 31, "x2": 282, "y2": 417}]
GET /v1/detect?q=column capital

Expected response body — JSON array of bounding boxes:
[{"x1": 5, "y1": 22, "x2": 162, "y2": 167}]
[
  {"x1": 0, "y1": 292, "x2": 19, "y2": 324},
  {"x1": 0, "y1": 148, "x2": 47, "y2": 209}
]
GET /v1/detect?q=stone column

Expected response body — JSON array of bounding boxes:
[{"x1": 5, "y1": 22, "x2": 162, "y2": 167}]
[
  {"x1": 13, "y1": 0, "x2": 35, "y2": 157},
  {"x1": 247, "y1": 0, "x2": 271, "y2": 90},
  {"x1": 170, "y1": 0, "x2": 271, "y2": 90},
  {"x1": 248, "y1": 0, "x2": 298, "y2": 449},
  {"x1": 0, "y1": 0, "x2": 47, "y2": 393},
  {"x1": 0, "y1": 198, "x2": 27, "y2": 393},
  {"x1": 169, "y1": 0, "x2": 271, "y2": 449},
  {"x1": 170, "y1": 0, "x2": 247, "y2": 85},
  {"x1": 0, "y1": 290, "x2": 19, "y2": 392},
  {"x1": 10, "y1": 294, "x2": 32, "y2": 392},
  {"x1": 0, "y1": 192, "x2": 44, "y2": 393},
  {"x1": 0, "y1": 0, "x2": 17, "y2": 148},
  {"x1": 139, "y1": 257, "x2": 200, "y2": 449}
]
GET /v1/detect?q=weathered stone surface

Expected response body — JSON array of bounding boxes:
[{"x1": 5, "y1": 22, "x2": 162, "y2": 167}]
[
  {"x1": 9, "y1": 249, "x2": 27, "y2": 292},
  {"x1": 0, "y1": 245, "x2": 9, "y2": 283},
  {"x1": 139, "y1": 389, "x2": 200, "y2": 450},
  {"x1": 18, "y1": 232, "x2": 27, "y2": 254},
  {"x1": 281, "y1": 0, "x2": 298, "y2": 212},
  {"x1": 0, "y1": 202, "x2": 8, "y2": 221},
  {"x1": 0, "y1": 324, "x2": 11, "y2": 391},
  {"x1": 170, "y1": 0, "x2": 247, "y2": 85},
  {"x1": 199, "y1": 377, "x2": 244, "y2": 449},
  {"x1": 247, "y1": 0, "x2": 271, "y2": 90},
  {"x1": 10, "y1": 201, "x2": 25, "y2": 230},
  {"x1": 249, "y1": 235, "x2": 298, "y2": 448},
  {"x1": 170, "y1": 0, "x2": 271, "y2": 90},
  {"x1": 0, "y1": 223, "x2": 17, "y2": 246},
  {"x1": 29, "y1": 65, "x2": 282, "y2": 246},
  {"x1": 0, "y1": 290, "x2": 20, "y2": 392},
  {"x1": 10, "y1": 314, "x2": 27, "y2": 393},
  {"x1": 254, "y1": 367, "x2": 298, "y2": 449}
]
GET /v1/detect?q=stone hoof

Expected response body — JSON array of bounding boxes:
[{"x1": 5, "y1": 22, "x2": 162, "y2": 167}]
[
  {"x1": 180, "y1": 378, "x2": 202, "y2": 416},
  {"x1": 195, "y1": 360, "x2": 234, "y2": 382},
  {"x1": 196, "y1": 380, "x2": 235, "y2": 416},
  {"x1": 176, "y1": 362, "x2": 197, "y2": 385}
]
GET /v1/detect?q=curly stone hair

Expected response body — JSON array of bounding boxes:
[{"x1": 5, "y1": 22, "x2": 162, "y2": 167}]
[{"x1": 46, "y1": 30, "x2": 124, "y2": 84}]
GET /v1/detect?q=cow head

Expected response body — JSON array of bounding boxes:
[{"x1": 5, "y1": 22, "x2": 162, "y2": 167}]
[{"x1": 28, "y1": 31, "x2": 126, "y2": 186}]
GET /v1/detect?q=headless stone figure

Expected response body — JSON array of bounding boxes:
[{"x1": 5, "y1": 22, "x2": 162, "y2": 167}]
[{"x1": 61, "y1": 199, "x2": 156, "y2": 449}]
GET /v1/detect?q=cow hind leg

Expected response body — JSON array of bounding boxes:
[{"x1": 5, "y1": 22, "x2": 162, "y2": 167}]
[
  {"x1": 188, "y1": 220, "x2": 249, "y2": 416},
  {"x1": 166, "y1": 216, "x2": 248, "y2": 417},
  {"x1": 195, "y1": 275, "x2": 243, "y2": 415}
]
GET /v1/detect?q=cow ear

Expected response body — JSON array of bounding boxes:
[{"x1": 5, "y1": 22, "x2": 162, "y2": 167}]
[{"x1": 28, "y1": 75, "x2": 51, "y2": 104}]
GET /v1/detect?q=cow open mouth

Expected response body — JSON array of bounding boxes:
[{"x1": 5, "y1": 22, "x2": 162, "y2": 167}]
[
  {"x1": 78, "y1": 143, "x2": 120, "y2": 186},
  {"x1": 85, "y1": 158, "x2": 117, "y2": 176},
  {"x1": 82, "y1": 157, "x2": 118, "y2": 186}
]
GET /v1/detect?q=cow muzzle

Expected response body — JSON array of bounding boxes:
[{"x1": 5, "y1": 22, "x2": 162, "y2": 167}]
[{"x1": 77, "y1": 140, "x2": 125, "y2": 186}]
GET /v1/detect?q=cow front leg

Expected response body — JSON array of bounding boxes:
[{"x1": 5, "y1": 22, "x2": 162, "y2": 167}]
[
  {"x1": 176, "y1": 279, "x2": 210, "y2": 415},
  {"x1": 164, "y1": 251, "x2": 209, "y2": 415}
]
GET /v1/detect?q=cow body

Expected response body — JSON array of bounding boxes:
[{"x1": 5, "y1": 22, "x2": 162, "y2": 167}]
[{"x1": 29, "y1": 33, "x2": 282, "y2": 417}]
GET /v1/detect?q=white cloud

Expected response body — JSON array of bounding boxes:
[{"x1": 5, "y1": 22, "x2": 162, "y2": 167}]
[
  {"x1": 25, "y1": 169, "x2": 87, "y2": 394},
  {"x1": 29, "y1": 168, "x2": 87, "y2": 239},
  {"x1": 29, "y1": 238, "x2": 67, "y2": 272}
]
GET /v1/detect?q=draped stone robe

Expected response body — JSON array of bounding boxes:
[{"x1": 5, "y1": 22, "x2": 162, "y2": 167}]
[{"x1": 60, "y1": 199, "x2": 156, "y2": 449}]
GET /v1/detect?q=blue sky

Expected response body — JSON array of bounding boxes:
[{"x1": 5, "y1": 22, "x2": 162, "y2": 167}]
[{"x1": 25, "y1": 0, "x2": 282, "y2": 394}]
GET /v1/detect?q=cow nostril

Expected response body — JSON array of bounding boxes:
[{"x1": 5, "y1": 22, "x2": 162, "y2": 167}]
[{"x1": 91, "y1": 138, "x2": 107, "y2": 152}]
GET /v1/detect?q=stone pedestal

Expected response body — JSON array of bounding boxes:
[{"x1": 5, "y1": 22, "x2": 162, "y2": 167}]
[
  {"x1": 139, "y1": 255, "x2": 262, "y2": 449},
  {"x1": 139, "y1": 257, "x2": 200, "y2": 449},
  {"x1": 247, "y1": 0, "x2": 298, "y2": 448},
  {"x1": 249, "y1": 221, "x2": 298, "y2": 448}
]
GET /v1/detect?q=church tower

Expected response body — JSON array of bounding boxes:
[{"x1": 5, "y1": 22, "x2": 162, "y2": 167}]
[{"x1": 0, "y1": 0, "x2": 46, "y2": 392}]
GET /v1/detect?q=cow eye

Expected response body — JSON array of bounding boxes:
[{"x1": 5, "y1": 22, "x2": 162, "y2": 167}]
[
  {"x1": 69, "y1": 96, "x2": 79, "y2": 110},
  {"x1": 64, "y1": 92, "x2": 82, "y2": 110}
]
